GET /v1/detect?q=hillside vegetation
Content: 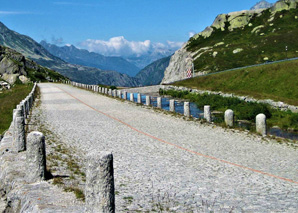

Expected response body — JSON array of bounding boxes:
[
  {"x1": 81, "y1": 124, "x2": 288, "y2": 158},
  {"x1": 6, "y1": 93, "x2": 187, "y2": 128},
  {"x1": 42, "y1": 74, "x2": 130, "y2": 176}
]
[
  {"x1": 173, "y1": 59, "x2": 298, "y2": 106},
  {"x1": 0, "y1": 45, "x2": 67, "y2": 84},
  {"x1": 187, "y1": 6, "x2": 298, "y2": 73},
  {"x1": 0, "y1": 84, "x2": 33, "y2": 135}
]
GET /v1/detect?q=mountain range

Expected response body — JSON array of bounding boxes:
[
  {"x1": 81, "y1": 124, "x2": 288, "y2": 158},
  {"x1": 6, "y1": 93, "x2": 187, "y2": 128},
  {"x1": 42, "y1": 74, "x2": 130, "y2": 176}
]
[
  {"x1": 0, "y1": 21, "x2": 173, "y2": 86},
  {"x1": 40, "y1": 41, "x2": 140, "y2": 77},
  {"x1": 0, "y1": 22, "x2": 139, "y2": 87}
]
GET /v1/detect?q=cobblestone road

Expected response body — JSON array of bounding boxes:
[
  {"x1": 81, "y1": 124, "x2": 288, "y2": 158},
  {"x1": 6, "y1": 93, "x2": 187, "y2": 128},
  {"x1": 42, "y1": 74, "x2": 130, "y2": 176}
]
[{"x1": 37, "y1": 83, "x2": 298, "y2": 212}]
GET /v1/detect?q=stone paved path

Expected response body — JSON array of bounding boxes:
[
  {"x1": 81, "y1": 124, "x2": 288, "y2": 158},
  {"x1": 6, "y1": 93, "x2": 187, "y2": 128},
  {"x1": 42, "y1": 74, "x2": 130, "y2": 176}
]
[{"x1": 37, "y1": 83, "x2": 298, "y2": 212}]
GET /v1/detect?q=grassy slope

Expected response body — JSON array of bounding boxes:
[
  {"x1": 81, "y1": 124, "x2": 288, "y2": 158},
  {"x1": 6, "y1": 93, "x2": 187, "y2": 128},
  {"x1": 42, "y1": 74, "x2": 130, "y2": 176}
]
[
  {"x1": 187, "y1": 7, "x2": 298, "y2": 73},
  {"x1": 173, "y1": 59, "x2": 298, "y2": 106},
  {"x1": 0, "y1": 84, "x2": 33, "y2": 134}
]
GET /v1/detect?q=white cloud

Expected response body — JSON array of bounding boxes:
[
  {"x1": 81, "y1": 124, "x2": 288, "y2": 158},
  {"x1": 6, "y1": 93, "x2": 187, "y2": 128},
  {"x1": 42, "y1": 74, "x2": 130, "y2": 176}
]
[
  {"x1": 0, "y1": 11, "x2": 31, "y2": 15},
  {"x1": 51, "y1": 36, "x2": 64, "y2": 45},
  {"x1": 79, "y1": 36, "x2": 183, "y2": 57},
  {"x1": 53, "y1": 2, "x2": 95, "y2": 6},
  {"x1": 188, "y1": 31, "x2": 196, "y2": 38}
]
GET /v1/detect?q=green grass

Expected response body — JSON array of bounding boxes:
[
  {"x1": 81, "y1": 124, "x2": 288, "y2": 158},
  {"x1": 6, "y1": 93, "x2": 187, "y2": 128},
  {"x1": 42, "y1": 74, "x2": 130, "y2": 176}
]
[
  {"x1": 0, "y1": 84, "x2": 33, "y2": 135},
  {"x1": 187, "y1": 7, "x2": 298, "y2": 73},
  {"x1": 64, "y1": 186, "x2": 85, "y2": 201},
  {"x1": 26, "y1": 66, "x2": 68, "y2": 82},
  {"x1": 160, "y1": 89, "x2": 298, "y2": 131},
  {"x1": 173, "y1": 59, "x2": 298, "y2": 106}
]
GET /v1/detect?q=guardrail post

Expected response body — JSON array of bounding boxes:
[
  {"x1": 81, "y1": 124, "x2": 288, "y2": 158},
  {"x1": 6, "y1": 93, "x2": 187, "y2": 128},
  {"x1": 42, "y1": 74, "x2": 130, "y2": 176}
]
[
  {"x1": 225, "y1": 109, "x2": 234, "y2": 127},
  {"x1": 130, "y1": 93, "x2": 134, "y2": 102},
  {"x1": 26, "y1": 131, "x2": 46, "y2": 182},
  {"x1": 184, "y1": 102, "x2": 190, "y2": 117},
  {"x1": 169, "y1": 100, "x2": 175, "y2": 112},
  {"x1": 137, "y1": 93, "x2": 141, "y2": 104},
  {"x1": 256, "y1": 113, "x2": 267, "y2": 136},
  {"x1": 157, "y1": 97, "x2": 162, "y2": 108},
  {"x1": 204, "y1": 105, "x2": 211, "y2": 122},
  {"x1": 85, "y1": 152, "x2": 115, "y2": 213},
  {"x1": 15, "y1": 106, "x2": 26, "y2": 152},
  {"x1": 146, "y1": 96, "x2": 150, "y2": 106},
  {"x1": 123, "y1": 91, "x2": 127, "y2": 100}
]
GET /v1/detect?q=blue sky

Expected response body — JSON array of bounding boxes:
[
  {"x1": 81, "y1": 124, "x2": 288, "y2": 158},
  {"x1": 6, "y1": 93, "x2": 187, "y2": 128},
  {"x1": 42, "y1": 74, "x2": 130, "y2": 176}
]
[{"x1": 0, "y1": 0, "x2": 276, "y2": 57}]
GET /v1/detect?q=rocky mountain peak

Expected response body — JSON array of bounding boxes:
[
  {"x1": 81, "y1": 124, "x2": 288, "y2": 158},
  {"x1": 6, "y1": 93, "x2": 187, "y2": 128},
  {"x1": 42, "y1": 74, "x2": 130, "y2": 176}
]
[{"x1": 251, "y1": 0, "x2": 274, "y2": 10}]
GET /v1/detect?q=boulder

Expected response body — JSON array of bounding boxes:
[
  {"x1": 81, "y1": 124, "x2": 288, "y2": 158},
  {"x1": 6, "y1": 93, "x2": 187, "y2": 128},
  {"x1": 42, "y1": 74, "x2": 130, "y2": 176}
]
[{"x1": 2, "y1": 73, "x2": 18, "y2": 84}]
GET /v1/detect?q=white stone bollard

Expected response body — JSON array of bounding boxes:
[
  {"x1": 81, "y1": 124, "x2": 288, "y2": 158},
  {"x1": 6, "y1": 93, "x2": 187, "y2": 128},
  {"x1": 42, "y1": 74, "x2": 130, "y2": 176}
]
[
  {"x1": 146, "y1": 96, "x2": 150, "y2": 106},
  {"x1": 169, "y1": 100, "x2": 175, "y2": 112},
  {"x1": 123, "y1": 91, "x2": 127, "y2": 100},
  {"x1": 225, "y1": 109, "x2": 234, "y2": 127},
  {"x1": 157, "y1": 97, "x2": 162, "y2": 108},
  {"x1": 204, "y1": 105, "x2": 211, "y2": 122},
  {"x1": 112, "y1": 90, "x2": 116, "y2": 97},
  {"x1": 256, "y1": 113, "x2": 267, "y2": 136},
  {"x1": 15, "y1": 108, "x2": 26, "y2": 152},
  {"x1": 26, "y1": 131, "x2": 46, "y2": 182},
  {"x1": 108, "y1": 89, "x2": 112, "y2": 96},
  {"x1": 184, "y1": 102, "x2": 190, "y2": 117},
  {"x1": 85, "y1": 151, "x2": 115, "y2": 213},
  {"x1": 137, "y1": 93, "x2": 141, "y2": 104},
  {"x1": 130, "y1": 93, "x2": 134, "y2": 102}
]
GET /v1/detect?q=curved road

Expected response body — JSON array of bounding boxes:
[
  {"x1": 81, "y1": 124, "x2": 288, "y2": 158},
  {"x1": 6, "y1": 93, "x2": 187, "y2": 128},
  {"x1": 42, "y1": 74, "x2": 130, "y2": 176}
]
[{"x1": 38, "y1": 83, "x2": 298, "y2": 212}]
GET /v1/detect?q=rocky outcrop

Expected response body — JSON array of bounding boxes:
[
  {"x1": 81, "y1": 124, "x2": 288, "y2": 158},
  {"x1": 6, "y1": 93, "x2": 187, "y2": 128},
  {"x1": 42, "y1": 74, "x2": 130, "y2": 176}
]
[
  {"x1": 161, "y1": 43, "x2": 193, "y2": 84},
  {"x1": 0, "y1": 45, "x2": 65, "y2": 84},
  {"x1": 271, "y1": 0, "x2": 298, "y2": 12}
]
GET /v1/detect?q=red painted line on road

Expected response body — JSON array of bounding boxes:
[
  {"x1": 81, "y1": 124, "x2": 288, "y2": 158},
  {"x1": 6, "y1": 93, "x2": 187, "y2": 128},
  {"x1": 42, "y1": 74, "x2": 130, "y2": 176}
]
[{"x1": 56, "y1": 85, "x2": 298, "y2": 185}]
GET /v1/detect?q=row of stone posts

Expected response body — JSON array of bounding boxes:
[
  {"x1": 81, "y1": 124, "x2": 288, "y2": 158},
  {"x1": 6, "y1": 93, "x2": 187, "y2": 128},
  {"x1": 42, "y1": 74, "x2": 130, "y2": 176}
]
[
  {"x1": 10, "y1": 83, "x2": 49, "y2": 182},
  {"x1": 23, "y1": 130, "x2": 116, "y2": 211},
  {"x1": 12, "y1": 82, "x2": 37, "y2": 152},
  {"x1": 68, "y1": 81, "x2": 267, "y2": 136},
  {"x1": 53, "y1": 80, "x2": 71, "y2": 84},
  {"x1": 223, "y1": 109, "x2": 267, "y2": 136}
]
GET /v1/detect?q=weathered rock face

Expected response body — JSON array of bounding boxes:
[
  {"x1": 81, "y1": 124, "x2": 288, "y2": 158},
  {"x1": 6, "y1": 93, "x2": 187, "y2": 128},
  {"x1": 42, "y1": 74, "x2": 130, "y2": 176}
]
[
  {"x1": 271, "y1": 0, "x2": 298, "y2": 12},
  {"x1": 161, "y1": 43, "x2": 192, "y2": 84},
  {"x1": 0, "y1": 46, "x2": 27, "y2": 84}
]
